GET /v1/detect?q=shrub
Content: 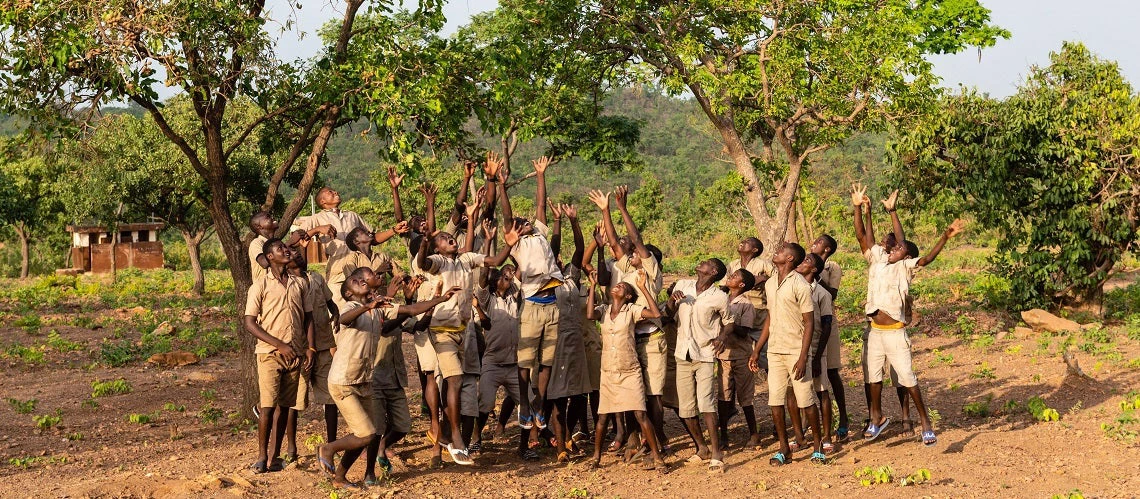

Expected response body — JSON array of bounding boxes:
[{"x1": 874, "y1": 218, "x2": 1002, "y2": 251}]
[{"x1": 91, "y1": 379, "x2": 132, "y2": 398}]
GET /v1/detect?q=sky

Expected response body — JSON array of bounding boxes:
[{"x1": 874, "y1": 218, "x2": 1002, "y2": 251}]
[{"x1": 263, "y1": 0, "x2": 1140, "y2": 98}]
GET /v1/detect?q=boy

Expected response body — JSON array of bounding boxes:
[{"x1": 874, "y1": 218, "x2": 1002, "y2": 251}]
[
  {"x1": 667, "y1": 258, "x2": 734, "y2": 472},
  {"x1": 717, "y1": 269, "x2": 760, "y2": 449},
  {"x1": 243, "y1": 238, "x2": 314, "y2": 473},
  {"x1": 495, "y1": 156, "x2": 565, "y2": 431},
  {"x1": 417, "y1": 190, "x2": 518, "y2": 465},
  {"x1": 247, "y1": 212, "x2": 313, "y2": 281},
  {"x1": 748, "y1": 242, "x2": 824, "y2": 465},
  {"x1": 855, "y1": 186, "x2": 964, "y2": 446},
  {"x1": 787, "y1": 254, "x2": 835, "y2": 452},
  {"x1": 294, "y1": 186, "x2": 369, "y2": 271},
  {"x1": 809, "y1": 234, "x2": 849, "y2": 439},
  {"x1": 724, "y1": 237, "x2": 775, "y2": 327},
  {"x1": 287, "y1": 251, "x2": 340, "y2": 461}
]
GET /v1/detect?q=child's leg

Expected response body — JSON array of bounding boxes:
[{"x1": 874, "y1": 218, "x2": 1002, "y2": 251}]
[
  {"x1": 324, "y1": 404, "x2": 338, "y2": 444},
  {"x1": 270, "y1": 405, "x2": 289, "y2": 461},
  {"x1": 517, "y1": 367, "x2": 534, "y2": 421},
  {"x1": 632, "y1": 410, "x2": 665, "y2": 466},
  {"x1": 786, "y1": 392, "x2": 805, "y2": 444},
  {"x1": 551, "y1": 397, "x2": 569, "y2": 459},
  {"x1": 770, "y1": 405, "x2": 789, "y2": 454},
  {"x1": 286, "y1": 409, "x2": 299, "y2": 457},
  {"x1": 818, "y1": 391, "x2": 833, "y2": 444},
  {"x1": 319, "y1": 433, "x2": 373, "y2": 486},
  {"x1": 826, "y1": 368, "x2": 848, "y2": 431},
  {"x1": 256, "y1": 406, "x2": 275, "y2": 464},
  {"x1": 716, "y1": 400, "x2": 734, "y2": 443},
  {"x1": 647, "y1": 395, "x2": 667, "y2": 449},
  {"x1": 592, "y1": 413, "x2": 611, "y2": 465},
  {"x1": 443, "y1": 375, "x2": 466, "y2": 450},
  {"x1": 423, "y1": 371, "x2": 442, "y2": 457},
  {"x1": 589, "y1": 390, "x2": 600, "y2": 433},
  {"x1": 743, "y1": 405, "x2": 760, "y2": 444},
  {"x1": 803, "y1": 403, "x2": 822, "y2": 453},
  {"x1": 498, "y1": 395, "x2": 515, "y2": 432}
]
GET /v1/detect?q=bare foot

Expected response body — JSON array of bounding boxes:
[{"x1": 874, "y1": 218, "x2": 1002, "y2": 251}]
[{"x1": 746, "y1": 433, "x2": 763, "y2": 448}]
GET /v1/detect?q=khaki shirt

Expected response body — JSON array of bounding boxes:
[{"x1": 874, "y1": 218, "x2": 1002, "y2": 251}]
[
  {"x1": 724, "y1": 257, "x2": 776, "y2": 311},
  {"x1": 809, "y1": 281, "x2": 835, "y2": 360},
  {"x1": 718, "y1": 294, "x2": 756, "y2": 361},
  {"x1": 612, "y1": 254, "x2": 663, "y2": 310},
  {"x1": 476, "y1": 286, "x2": 522, "y2": 365},
  {"x1": 556, "y1": 265, "x2": 589, "y2": 336},
  {"x1": 372, "y1": 305, "x2": 408, "y2": 390},
  {"x1": 510, "y1": 220, "x2": 565, "y2": 298},
  {"x1": 423, "y1": 252, "x2": 486, "y2": 328},
  {"x1": 249, "y1": 235, "x2": 268, "y2": 281},
  {"x1": 821, "y1": 259, "x2": 842, "y2": 293},
  {"x1": 330, "y1": 301, "x2": 387, "y2": 385},
  {"x1": 763, "y1": 270, "x2": 814, "y2": 356},
  {"x1": 327, "y1": 250, "x2": 396, "y2": 304},
  {"x1": 306, "y1": 271, "x2": 336, "y2": 351},
  {"x1": 672, "y1": 279, "x2": 734, "y2": 363},
  {"x1": 863, "y1": 245, "x2": 919, "y2": 323},
  {"x1": 245, "y1": 273, "x2": 312, "y2": 354},
  {"x1": 596, "y1": 303, "x2": 645, "y2": 372},
  {"x1": 296, "y1": 209, "x2": 372, "y2": 275}
]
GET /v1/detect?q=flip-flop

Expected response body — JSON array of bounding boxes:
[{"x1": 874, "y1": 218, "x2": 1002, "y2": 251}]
[
  {"x1": 822, "y1": 441, "x2": 835, "y2": 453},
  {"x1": 864, "y1": 417, "x2": 891, "y2": 441},
  {"x1": 376, "y1": 456, "x2": 392, "y2": 474},
  {"x1": 316, "y1": 450, "x2": 335, "y2": 477},
  {"x1": 769, "y1": 452, "x2": 787, "y2": 466},
  {"x1": 363, "y1": 476, "x2": 382, "y2": 486},
  {"x1": 921, "y1": 430, "x2": 937, "y2": 446},
  {"x1": 448, "y1": 445, "x2": 474, "y2": 466},
  {"x1": 557, "y1": 451, "x2": 570, "y2": 463},
  {"x1": 810, "y1": 451, "x2": 827, "y2": 464},
  {"x1": 607, "y1": 439, "x2": 623, "y2": 453},
  {"x1": 267, "y1": 458, "x2": 284, "y2": 472},
  {"x1": 250, "y1": 459, "x2": 268, "y2": 474},
  {"x1": 685, "y1": 454, "x2": 704, "y2": 465},
  {"x1": 708, "y1": 459, "x2": 725, "y2": 473}
]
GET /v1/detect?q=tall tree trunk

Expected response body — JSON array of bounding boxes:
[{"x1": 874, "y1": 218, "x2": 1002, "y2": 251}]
[
  {"x1": 786, "y1": 199, "x2": 799, "y2": 243},
  {"x1": 14, "y1": 224, "x2": 29, "y2": 278},
  {"x1": 182, "y1": 229, "x2": 206, "y2": 296}
]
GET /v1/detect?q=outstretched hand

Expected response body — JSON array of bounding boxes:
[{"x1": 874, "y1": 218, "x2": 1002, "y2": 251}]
[
  {"x1": 881, "y1": 189, "x2": 899, "y2": 211},
  {"x1": 392, "y1": 220, "x2": 411, "y2": 234},
  {"x1": 614, "y1": 185, "x2": 629, "y2": 207},
  {"x1": 481, "y1": 219, "x2": 496, "y2": 240},
  {"x1": 387, "y1": 166, "x2": 405, "y2": 189},
  {"x1": 464, "y1": 198, "x2": 482, "y2": 219},
  {"x1": 463, "y1": 161, "x2": 477, "y2": 179},
  {"x1": 484, "y1": 151, "x2": 504, "y2": 178},
  {"x1": 532, "y1": 156, "x2": 551, "y2": 174},
  {"x1": 548, "y1": 199, "x2": 563, "y2": 220},
  {"x1": 419, "y1": 182, "x2": 438, "y2": 200},
  {"x1": 850, "y1": 183, "x2": 867, "y2": 207},
  {"x1": 562, "y1": 204, "x2": 578, "y2": 220},
  {"x1": 587, "y1": 189, "x2": 610, "y2": 210},
  {"x1": 503, "y1": 219, "x2": 522, "y2": 246},
  {"x1": 946, "y1": 218, "x2": 967, "y2": 238}
]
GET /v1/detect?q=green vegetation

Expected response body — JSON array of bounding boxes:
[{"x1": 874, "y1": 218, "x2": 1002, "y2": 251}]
[
  {"x1": 971, "y1": 362, "x2": 997, "y2": 380},
  {"x1": 91, "y1": 379, "x2": 132, "y2": 398},
  {"x1": 1101, "y1": 392, "x2": 1140, "y2": 443},
  {"x1": 856, "y1": 465, "x2": 895, "y2": 487},
  {"x1": 163, "y1": 402, "x2": 186, "y2": 413},
  {"x1": 7, "y1": 455, "x2": 67, "y2": 468},
  {"x1": 46, "y1": 331, "x2": 84, "y2": 353},
  {"x1": 5, "y1": 398, "x2": 36, "y2": 414},
  {"x1": 14, "y1": 313, "x2": 41, "y2": 333},
  {"x1": 1028, "y1": 396, "x2": 1061, "y2": 422},
  {"x1": 126, "y1": 412, "x2": 158, "y2": 424},
  {"x1": 900, "y1": 469, "x2": 932, "y2": 487},
  {"x1": 963, "y1": 396, "x2": 992, "y2": 418},
  {"x1": 33, "y1": 410, "x2": 61, "y2": 429},
  {"x1": 3, "y1": 343, "x2": 45, "y2": 365}
]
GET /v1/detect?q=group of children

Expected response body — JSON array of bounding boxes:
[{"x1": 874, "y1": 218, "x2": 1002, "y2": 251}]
[{"x1": 241, "y1": 155, "x2": 965, "y2": 487}]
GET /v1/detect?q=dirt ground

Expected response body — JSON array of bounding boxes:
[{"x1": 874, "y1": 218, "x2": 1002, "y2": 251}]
[{"x1": 1, "y1": 286, "x2": 1139, "y2": 498}]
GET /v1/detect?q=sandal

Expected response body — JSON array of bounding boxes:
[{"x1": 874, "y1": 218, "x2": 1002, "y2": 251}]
[
  {"x1": 769, "y1": 452, "x2": 788, "y2": 466},
  {"x1": 836, "y1": 426, "x2": 849, "y2": 442},
  {"x1": 376, "y1": 456, "x2": 392, "y2": 475},
  {"x1": 250, "y1": 459, "x2": 268, "y2": 474},
  {"x1": 316, "y1": 447, "x2": 335, "y2": 477},
  {"x1": 810, "y1": 451, "x2": 827, "y2": 464},
  {"x1": 921, "y1": 430, "x2": 937, "y2": 447},
  {"x1": 708, "y1": 459, "x2": 725, "y2": 473},
  {"x1": 519, "y1": 448, "x2": 539, "y2": 461},
  {"x1": 788, "y1": 439, "x2": 801, "y2": 452},
  {"x1": 608, "y1": 439, "x2": 623, "y2": 453},
  {"x1": 864, "y1": 417, "x2": 891, "y2": 441},
  {"x1": 822, "y1": 441, "x2": 835, "y2": 453}
]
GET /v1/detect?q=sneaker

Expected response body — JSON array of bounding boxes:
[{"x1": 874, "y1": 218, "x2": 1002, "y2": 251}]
[{"x1": 535, "y1": 413, "x2": 548, "y2": 430}]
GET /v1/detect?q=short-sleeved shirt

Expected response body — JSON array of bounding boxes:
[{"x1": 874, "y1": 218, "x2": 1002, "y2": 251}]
[
  {"x1": 475, "y1": 286, "x2": 522, "y2": 365},
  {"x1": 556, "y1": 265, "x2": 589, "y2": 336},
  {"x1": 245, "y1": 273, "x2": 312, "y2": 354},
  {"x1": 423, "y1": 252, "x2": 486, "y2": 327},
  {"x1": 296, "y1": 209, "x2": 372, "y2": 273},
  {"x1": 596, "y1": 303, "x2": 645, "y2": 372},
  {"x1": 327, "y1": 250, "x2": 395, "y2": 287},
  {"x1": 249, "y1": 235, "x2": 268, "y2": 281},
  {"x1": 763, "y1": 270, "x2": 814, "y2": 356},
  {"x1": 444, "y1": 219, "x2": 487, "y2": 255},
  {"x1": 372, "y1": 305, "x2": 408, "y2": 389},
  {"x1": 809, "y1": 281, "x2": 834, "y2": 358},
  {"x1": 510, "y1": 220, "x2": 565, "y2": 298},
  {"x1": 330, "y1": 301, "x2": 397, "y2": 386},
  {"x1": 718, "y1": 294, "x2": 756, "y2": 361},
  {"x1": 863, "y1": 245, "x2": 919, "y2": 323},
  {"x1": 820, "y1": 259, "x2": 842, "y2": 293},
  {"x1": 724, "y1": 257, "x2": 776, "y2": 311},
  {"x1": 613, "y1": 254, "x2": 663, "y2": 309},
  {"x1": 305, "y1": 271, "x2": 336, "y2": 351},
  {"x1": 672, "y1": 279, "x2": 734, "y2": 363}
]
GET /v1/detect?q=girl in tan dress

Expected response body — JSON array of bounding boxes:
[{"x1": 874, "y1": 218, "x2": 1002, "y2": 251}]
[{"x1": 586, "y1": 269, "x2": 667, "y2": 470}]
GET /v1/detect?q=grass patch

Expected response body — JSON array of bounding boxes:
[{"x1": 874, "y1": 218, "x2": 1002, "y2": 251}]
[
  {"x1": 6, "y1": 398, "x2": 36, "y2": 414},
  {"x1": 14, "y1": 313, "x2": 42, "y2": 333},
  {"x1": 91, "y1": 379, "x2": 132, "y2": 398},
  {"x1": 970, "y1": 361, "x2": 996, "y2": 380},
  {"x1": 33, "y1": 410, "x2": 61, "y2": 429},
  {"x1": 46, "y1": 331, "x2": 84, "y2": 353},
  {"x1": 1028, "y1": 396, "x2": 1060, "y2": 422},
  {"x1": 962, "y1": 395, "x2": 992, "y2": 417},
  {"x1": 126, "y1": 412, "x2": 158, "y2": 424},
  {"x1": 3, "y1": 343, "x2": 46, "y2": 365}
]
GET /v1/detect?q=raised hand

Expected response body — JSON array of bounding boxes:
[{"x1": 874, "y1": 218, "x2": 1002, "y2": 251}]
[
  {"x1": 392, "y1": 220, "x2": 411, "y2": 234},
  {"x1": 387, "y1": 166, "x2": 405, "y2": 189},
  {"x1": 562, "y1": 204, "x2": 578, "y2": 220},
  {"x1": 463, "y1": 160, "x2": 477, "y2": 179},
  {"x1": 481, "y1": 219, "x2": 496, "y2": 240},
  {"x1": 484, "y1": 151, "x2": 504, "y2": 178},
  {"x1": 441, "y1": 286, "x2": 462, "y2": 300},
  {"x1": 947, "y1": 218, "x2": 967, "y2": 238},
  {"x1": 593, "y1": 223, "x2": 606, "y2": 245},
  {"x1": 547, "y1": 199, "x2": 563, "y2": 220},
  {"x1": 419, "y1": 182, "x2": 438, "y2": 200},
  {"x1": 503, "y1": 219, "x2": 522, "y2": 247},
  {"x1": 587, "y1": 270, "x2": 599, "y2": 287},
  {"x1": 464, "y1": 198, "x2": 482, "y2": 219},
  {"x1": 587, "y1": 189, "x2": 610, "y2": 210},
  {"x1": 881, "y1": 189, "x2": 899, "y2": 211},
  {"x1": 636, "y1": 268, "x2": 648, "y2": 289},
  {"x1": 614, "y1": 185, "x2": 629, "y2": 207},
  {"x1": 532, "y1": 156, "x2": 551, "y2": 174},
  {"x1": 850, "y1": 183, "x2": 867, "y2": 207}
]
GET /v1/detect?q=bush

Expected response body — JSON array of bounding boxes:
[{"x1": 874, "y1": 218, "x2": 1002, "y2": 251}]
[{"x1": 91, "y1": 379, "x2": 132, "y2": 398}]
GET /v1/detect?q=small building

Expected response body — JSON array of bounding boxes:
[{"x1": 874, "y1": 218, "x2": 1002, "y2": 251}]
[{"x1": 67, "y1": 222, "x2": 165, "y2": 273}]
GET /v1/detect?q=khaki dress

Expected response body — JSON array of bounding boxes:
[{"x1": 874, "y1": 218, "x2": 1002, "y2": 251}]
[
  {"x1": 596, "y1": 303, "x2": 648, "y2": 414},
  {"x1": 547, "y1": 270, "x2": 592, "y2": 400}
]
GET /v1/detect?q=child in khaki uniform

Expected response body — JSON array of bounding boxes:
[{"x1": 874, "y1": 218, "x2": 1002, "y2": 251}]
[
  {"x1": 785, "y1": 254, "x2": 836, "y2": 453},
  {"x1": 319, "y1": 268, "x2": 458, "y2": 488},
  {"x1": 284, "y1": 252, "x2": 339, "y2": 464},
  {"x1": 243, "y1": 239, "x2": 314, "y2": 474},
  {"x1": 717, "y1": 269, "x2": 760, "y2": 449}
]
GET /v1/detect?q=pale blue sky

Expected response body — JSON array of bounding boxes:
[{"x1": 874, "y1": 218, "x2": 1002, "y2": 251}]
[{"x1": 264, "y1": 0, "x2": 1140, "y2": 97}]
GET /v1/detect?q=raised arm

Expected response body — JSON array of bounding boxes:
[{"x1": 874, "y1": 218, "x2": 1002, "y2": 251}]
[
  {"x1": 588, "y1": 189, "x2": 624, "y2": 260},
  {"x1": 373, "y1": 220, "x2": 407, "y2": 246},
  {"x1": 918, "y1": 219, "x2": 965, "y2": 267},
  {"x1": 449, "y1": 161, "x2": 477, "y2": 228},
  {"x1": 533, "y1": 156, "x2": 551, "y2": 226},
  {"x1": 461, "y1": 198, "x2": 482, "y2": 254},
  {"x1": 594, "y1": 225, "x2": 613, "y2": 287},
  {"x1": 421, "y1": 183, "x2": 438, "y2": 235},
  {"x1": 484, "y1": 220, "x2": 521, "y2": 268},
  {"x1": 416, "y1": 227, "x2": 435, "y2": 275},
  {"x1": 387, "y1": 166, "x2": 406, "y2": 222},
  {"x1": 565, "y1": 204, "x2": 585, "y2": 269},
  {"x1": 548, "y1": 201, "x2": 563, "y2": 259},
  {"x1": 852, "y1": 183, "x2": 872, "y2": 253},
  {"x1": 581, "y1": 224, "x2": 600, "y2": 273},
  {"x1": 881, "y1": 189, "x2": 905, "y2": 248},
  {"x1": 635, "y1": 270, "x2": 663, "y2": 319},
  {"x1": 614, "y1": 185, "x2": 650, "y2": 259},
  {"x1": 585, "y1": 273, "x2": 600, "y2": 321},
  {"x1": 395, "y1": 286, "x2": 461, "y2": 317},
  {"x1": 486, "y1": 152, "x2": 515, "y2": 224}
]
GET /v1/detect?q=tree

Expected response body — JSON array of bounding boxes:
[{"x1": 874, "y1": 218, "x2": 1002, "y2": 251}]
[
  {"x1": 890, "y1": 42, "x2": 1140, "y2": 308},
  {"x1": 539, "y1": 0, "x2": 1007, "y2": 252},
  {"x1": 0, "y1": 0, "x2": 445, "y2": 411},
  {"x1": 0, "y1": 138, "x2": 66, "y2": 278}
]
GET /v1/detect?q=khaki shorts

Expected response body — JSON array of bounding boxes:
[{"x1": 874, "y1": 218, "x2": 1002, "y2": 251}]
[
  {"x1": 717, "y1": 358, "x2": 755, "y2": 406},
  {"x1": 636, "y1": 333, "x2": 667, "y2": 396},
  {"x1": 518, "y1": 300, "x2": 559, "y2": 370},
  {"x1": 414, "y1": 329, "x2": 437, "y2": 373},
  {"x1": 480, "y1": 363, "x2": 521, "y2": 414},
  {"x1": 826, "y1": 323, "x2": 842, "y2": 369},
  {"x1": 676, "y1": 358, "x2": 717, "y2": 418},
  {"x1": 766, "y1": 352, "x2": 817, "y2": 408},
  {"x1": 860, "y1": 326, "x2": 900, "y2": 384},
  {"x1": 372, "y1": 386, "x2": 411, "y2": 435},
  {"x1": 309, "y1": 349, "x2": 334, "y2": 406},
  {"x1": 461, "y1": 373, "x2": 480, "y2": 418},
  {"x1": 330, "y1": 382, "x2": 376, "y2": 438},
  {"x1": 257, "y1": 353, "x2": 302, "y2": 408},
  {"x1": 429, "y1": 327, "x2": 465, "y2": 379},
  {"x1": 811, "y1": 372, "x2": 831, "y2": 393},
  {"x1": 865, "y1": 327, "x2": 918, "y2": 387}
]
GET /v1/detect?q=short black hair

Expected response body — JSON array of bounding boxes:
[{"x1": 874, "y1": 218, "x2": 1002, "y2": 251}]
[
  {"x1": 737, "y1": 268, "x2": 756, "y2": 291},
  {"x1": 262, "y1": 238, "x2": 286, "y2": 256},
  {"x1": 743, "y1": 237, "x2": 763, "y2": 256},
  {"x1": 346, "y1": 227, "x2": 371, "y2": 252},
  {"x1": 710, "y1": 257, "x2": 728, "y2": 282},
  {"x1": 805, "y1": 253, "x2": 824, "y2": 281},
  {"x1": 786, "y1": 242, "x2": 806, "y2": 267},
  {"x1": 645, "y1": 244, "x2": 663, "y2": 265},
  {"x1": 904, "y1": 241, "x2": 919, "y2": 259},
  {"x1": 292, "y1": 251, "x2": 308, "y2": 272},
  {"x1": 619, "y1": 282, "x2": 638, "y2": 304},
  {"x1": 249, "y1": 211, "x2": 272, "y2": 232},
  {"x1": 341, "y1": 267, "x2": 374, "y2": 301},
  {"x1": 819, "y1": 234, "x2": 837, "y2": 257}
]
